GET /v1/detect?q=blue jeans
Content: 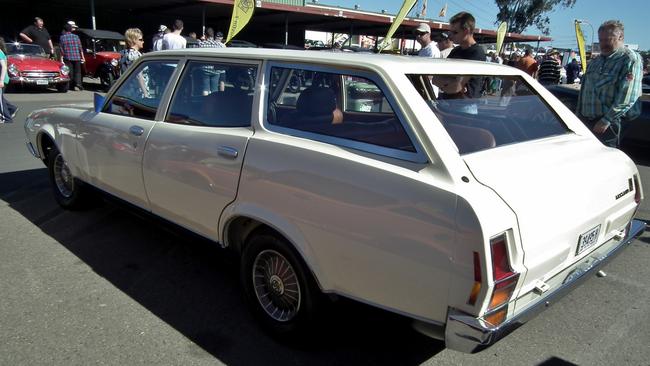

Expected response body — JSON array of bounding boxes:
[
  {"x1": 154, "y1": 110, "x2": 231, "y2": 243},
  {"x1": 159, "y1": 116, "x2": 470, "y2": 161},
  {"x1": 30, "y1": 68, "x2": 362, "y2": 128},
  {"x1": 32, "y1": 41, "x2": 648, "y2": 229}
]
[{"x1": 0, "y1": 87, "x2": 17, "y2": 122}]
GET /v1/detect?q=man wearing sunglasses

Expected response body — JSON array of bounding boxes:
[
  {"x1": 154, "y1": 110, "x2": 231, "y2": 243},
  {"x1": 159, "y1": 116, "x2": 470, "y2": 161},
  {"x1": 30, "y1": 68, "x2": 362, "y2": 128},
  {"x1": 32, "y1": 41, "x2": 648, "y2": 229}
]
[
  {"x1": 415, "y1": 23, "x2": 441, "y2": 58},
  {"x1": 447, "y1": 12, "x2": 485, "y2": 100}
]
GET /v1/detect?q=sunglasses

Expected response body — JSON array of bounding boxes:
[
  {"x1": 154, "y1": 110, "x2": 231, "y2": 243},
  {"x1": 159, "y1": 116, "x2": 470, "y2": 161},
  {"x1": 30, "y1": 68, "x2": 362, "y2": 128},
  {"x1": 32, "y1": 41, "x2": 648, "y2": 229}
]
[
  {"x1": 416, "y1": 32, "x2": 428, "y2": 36},
  {"x1": 138, "y1": 38, "x2": 144, "y2": 41}
]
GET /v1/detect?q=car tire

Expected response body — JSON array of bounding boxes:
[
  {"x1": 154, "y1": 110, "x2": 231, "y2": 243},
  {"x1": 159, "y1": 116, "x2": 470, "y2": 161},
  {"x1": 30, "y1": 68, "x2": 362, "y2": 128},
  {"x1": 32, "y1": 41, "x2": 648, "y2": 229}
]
[
  {"x1": 47, "y1": 148, "x2": 90, "y2": 210},
  {"x1": 56, "y1": 82, "x2": 69, "y2": 93},
  {"x1": 241, "y1": 230, "x2": 324, "y2": 339},
  {"x1": 100, "y1": 70, "x2": 114, "y2": 92}
]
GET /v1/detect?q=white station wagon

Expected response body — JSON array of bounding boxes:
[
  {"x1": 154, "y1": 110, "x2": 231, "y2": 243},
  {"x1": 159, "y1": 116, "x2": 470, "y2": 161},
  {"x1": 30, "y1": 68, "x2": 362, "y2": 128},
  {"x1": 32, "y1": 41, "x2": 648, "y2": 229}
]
[{"x1": 24, "y1": 48, "x2": 645, "y2": 353}]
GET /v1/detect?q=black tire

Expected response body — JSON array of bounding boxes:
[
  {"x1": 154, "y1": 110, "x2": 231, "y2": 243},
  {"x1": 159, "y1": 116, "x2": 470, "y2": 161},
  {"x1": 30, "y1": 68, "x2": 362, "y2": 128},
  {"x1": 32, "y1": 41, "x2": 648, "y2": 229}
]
[
  {"x1": 56, "y1": 82, "x2": 69, "y2": 93},
  {"x1": 100, "y1": 70, "x2": 114, "y2": 92},
  {"x1": 47, "y1": 148, "x2": 89, "y2": 210},
  {"x1": 241, "y1": 230, "x2": 323, "y2": 338}
]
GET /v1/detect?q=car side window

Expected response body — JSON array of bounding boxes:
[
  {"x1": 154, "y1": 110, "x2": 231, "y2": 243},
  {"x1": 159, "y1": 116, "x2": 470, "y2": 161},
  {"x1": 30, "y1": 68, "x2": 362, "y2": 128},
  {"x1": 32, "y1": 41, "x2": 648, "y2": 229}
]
[
  {"x1": 267, "y1": 66, "x2": 416, "y2": 153},
  {"x1": 103, "y1": 60, "x2": 178, "y2": 120},
  {"x1": 166, "y1": 61, "x2": 257, "y2": 127}
]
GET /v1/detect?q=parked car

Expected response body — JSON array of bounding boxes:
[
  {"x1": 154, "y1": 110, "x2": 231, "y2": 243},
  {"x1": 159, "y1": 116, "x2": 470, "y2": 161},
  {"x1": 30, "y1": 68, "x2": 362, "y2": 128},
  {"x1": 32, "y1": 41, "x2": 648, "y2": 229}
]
[
  {"x1": 24, "y1": 49, "x2": 645, "y2": 353},
  {"x1": 546, "y1": 84, "x2": 650, "y2": 151},
  {"x1": 76, "y1": 28, "x2": 125, "y2": 91},
  {"x1": 6, "y1": 42, "x2": 70, "y2": 92}
]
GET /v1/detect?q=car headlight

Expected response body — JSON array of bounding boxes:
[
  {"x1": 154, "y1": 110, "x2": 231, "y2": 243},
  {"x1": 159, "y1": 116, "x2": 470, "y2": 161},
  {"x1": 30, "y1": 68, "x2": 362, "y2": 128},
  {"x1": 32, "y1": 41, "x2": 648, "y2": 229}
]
[
  {"x1": 60, "y1": 65, "x2": 70, "y2": 76},
  {"x1": 111, "y1": 59, "x2": 118, "y2": 67},
  {"x1": 8, "y1": 63, "x2": 19, "y2": 77}
]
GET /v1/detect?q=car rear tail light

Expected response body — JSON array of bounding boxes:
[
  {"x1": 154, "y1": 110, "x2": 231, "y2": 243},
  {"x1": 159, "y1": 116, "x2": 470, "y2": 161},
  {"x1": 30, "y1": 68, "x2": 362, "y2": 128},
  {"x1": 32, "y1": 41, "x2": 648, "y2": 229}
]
[
  {"x1": 633, "y1": 175, "x2": 641, "y2": 204},
  {"x1": 467, "y1": 252, "x2": 482, "y2": 305},
  {"x1": 487, "y1": 234, "x2": 519, "y2": 311}
]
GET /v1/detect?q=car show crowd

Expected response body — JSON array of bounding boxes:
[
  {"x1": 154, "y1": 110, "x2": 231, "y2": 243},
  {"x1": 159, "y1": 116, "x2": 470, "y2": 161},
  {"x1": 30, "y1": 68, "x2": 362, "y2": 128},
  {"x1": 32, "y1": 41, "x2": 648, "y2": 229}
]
[{"x1": 1, "y1": 11, "x2": 647, "y2": 149}]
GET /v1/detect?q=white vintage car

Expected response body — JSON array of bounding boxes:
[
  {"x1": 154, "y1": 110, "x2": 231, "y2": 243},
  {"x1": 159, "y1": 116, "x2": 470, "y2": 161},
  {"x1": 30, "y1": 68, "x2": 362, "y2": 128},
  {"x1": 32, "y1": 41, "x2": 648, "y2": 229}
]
[{"x1": 24, "y1": 48, "x2": 645, "y2": 353}]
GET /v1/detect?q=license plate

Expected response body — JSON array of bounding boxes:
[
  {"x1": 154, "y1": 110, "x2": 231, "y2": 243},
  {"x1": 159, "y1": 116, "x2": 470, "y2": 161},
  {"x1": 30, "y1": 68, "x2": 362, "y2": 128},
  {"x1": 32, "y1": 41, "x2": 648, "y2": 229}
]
[
  {"x1": 36, "y1": 80, "x2": 49, "y2": 85},
  {"x1": 576, "y1": 225, "x2": 601, "y2": 255}
]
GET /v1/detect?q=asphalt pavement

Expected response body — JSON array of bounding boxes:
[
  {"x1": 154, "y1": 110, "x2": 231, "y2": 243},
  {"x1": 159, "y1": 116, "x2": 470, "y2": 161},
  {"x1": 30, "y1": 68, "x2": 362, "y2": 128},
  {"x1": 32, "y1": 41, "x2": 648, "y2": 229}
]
[{"x1": 1, "y1": 88, "x2": 649, "y2": 366}]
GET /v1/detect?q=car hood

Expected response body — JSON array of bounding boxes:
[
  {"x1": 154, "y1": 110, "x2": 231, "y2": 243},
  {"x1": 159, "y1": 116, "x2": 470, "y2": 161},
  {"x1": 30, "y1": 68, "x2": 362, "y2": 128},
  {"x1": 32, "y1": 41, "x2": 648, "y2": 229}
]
[
  {"x1": 8, "y1": 55, "x2": 62, "y2": 71},
  {"x1": 94, "y1": 51, "x2": 121, "y2": 60}
]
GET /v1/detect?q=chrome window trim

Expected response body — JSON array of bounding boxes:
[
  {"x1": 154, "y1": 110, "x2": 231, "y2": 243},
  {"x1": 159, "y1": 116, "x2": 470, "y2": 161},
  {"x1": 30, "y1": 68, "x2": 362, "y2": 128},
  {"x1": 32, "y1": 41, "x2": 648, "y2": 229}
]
[
  {"x1": 163, "y1": 57, "x2": 263, "y2": 128},
  {"x1": 262, "y1": 61, "x2": 428, "y2": 164}
]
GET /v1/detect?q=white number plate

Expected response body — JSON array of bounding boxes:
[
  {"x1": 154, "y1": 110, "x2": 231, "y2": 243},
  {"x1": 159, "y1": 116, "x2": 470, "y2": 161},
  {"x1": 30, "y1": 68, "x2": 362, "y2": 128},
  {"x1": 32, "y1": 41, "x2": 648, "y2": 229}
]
[
  {"x1": 36, "y1": 80, "x2": 49, "y2": 85},
  {"x1": 576, "y1": 225, "x2": 601, "y2": 255}
]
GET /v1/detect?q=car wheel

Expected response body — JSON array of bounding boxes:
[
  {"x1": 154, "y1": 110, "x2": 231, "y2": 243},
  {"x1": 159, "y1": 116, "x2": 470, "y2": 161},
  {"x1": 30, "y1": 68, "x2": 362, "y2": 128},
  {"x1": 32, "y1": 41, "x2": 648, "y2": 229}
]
[
  {"x1": 47, "y1": 148, "x2": 89, "y2": 209},
  {"x1": 241, "y1": 230, "x2": 323, "y2": 338},
  {"x1": 56, "y1": 82, "x2": 69, "y2": 93},
  {"x1": 100, "y1": 70, "x2": 114, "y2": 92}
]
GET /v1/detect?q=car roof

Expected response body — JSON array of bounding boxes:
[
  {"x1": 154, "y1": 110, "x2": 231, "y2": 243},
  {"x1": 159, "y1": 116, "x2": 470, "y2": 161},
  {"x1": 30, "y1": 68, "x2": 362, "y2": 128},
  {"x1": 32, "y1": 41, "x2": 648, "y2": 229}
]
[
  {"x1": 76, "y1": 28, "x2": 124, "y2": 41},
  {"x1": 145, "y1": 47, "x2": 522, "y2": 75}
]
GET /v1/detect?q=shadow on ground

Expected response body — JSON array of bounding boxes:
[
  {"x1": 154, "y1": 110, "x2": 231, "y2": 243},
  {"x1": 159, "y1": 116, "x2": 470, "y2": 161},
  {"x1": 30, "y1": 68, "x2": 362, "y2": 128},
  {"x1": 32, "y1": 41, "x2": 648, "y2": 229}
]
[
  {"x1": 7, "y1": 80, "x2": 105, "y2": 94},
  {"x1": 0, "y1": 168, "x2": 444, "y2": 365}
]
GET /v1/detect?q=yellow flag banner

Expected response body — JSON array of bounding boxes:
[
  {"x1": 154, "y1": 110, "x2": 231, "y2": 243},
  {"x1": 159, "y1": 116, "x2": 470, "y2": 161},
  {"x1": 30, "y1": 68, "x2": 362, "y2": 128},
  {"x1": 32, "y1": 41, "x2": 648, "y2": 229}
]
[
  {"x1": 575, "y1": 20, "x2": 587, "y2": 74},
  {"x1": 226, "y1": 0, "x2": 256, "y2": 44},
  {"x1": 379, "y1": 0, "x2": 418, "y2": 52},
  {"x1": 496, "y1": 21, "x2": 507, "y2": 54}
]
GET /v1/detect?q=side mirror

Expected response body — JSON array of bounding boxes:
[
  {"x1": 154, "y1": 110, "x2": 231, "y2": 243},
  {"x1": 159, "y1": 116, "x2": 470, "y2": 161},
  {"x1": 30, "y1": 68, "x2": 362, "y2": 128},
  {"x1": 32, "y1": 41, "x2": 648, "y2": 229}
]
[{"x1": 94, "y1": 93, "x2": 106, "y2": 113}]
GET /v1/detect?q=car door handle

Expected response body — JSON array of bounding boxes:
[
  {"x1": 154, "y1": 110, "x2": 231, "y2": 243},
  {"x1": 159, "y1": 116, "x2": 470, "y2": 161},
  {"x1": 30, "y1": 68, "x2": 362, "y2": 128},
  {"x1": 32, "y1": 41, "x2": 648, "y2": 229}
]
[
  {"x1": 217, "y1": 146, "x2": 238, "y2": 159},
  {"x1": 129, "y1": 125, "x2": 144, "y2": 136}
]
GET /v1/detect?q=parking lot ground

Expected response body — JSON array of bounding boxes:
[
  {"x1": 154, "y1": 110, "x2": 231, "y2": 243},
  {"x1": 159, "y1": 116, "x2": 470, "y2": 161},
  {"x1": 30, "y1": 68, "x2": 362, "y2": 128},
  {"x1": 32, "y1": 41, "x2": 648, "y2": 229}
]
[{"x1": 1, "y1": 91, "x2": 649, "y2": 365}]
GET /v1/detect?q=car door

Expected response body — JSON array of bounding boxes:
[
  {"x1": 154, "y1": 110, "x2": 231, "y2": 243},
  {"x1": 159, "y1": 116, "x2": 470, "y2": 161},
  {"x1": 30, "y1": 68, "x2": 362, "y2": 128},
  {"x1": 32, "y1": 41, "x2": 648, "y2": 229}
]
[
  {"x1": 76, "y1": 59, "x2": 179, "y2": 209},
  {"x1": 142, "y1": 59, "x2": 259, "y2": 241}
]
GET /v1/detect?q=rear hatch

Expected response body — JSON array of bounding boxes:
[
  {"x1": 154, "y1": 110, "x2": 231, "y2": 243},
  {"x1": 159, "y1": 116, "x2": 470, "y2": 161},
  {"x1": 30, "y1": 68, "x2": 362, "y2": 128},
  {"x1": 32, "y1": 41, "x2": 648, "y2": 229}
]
[{"x1": 463, "y1": 135, "x2": 639, "y2": 294}]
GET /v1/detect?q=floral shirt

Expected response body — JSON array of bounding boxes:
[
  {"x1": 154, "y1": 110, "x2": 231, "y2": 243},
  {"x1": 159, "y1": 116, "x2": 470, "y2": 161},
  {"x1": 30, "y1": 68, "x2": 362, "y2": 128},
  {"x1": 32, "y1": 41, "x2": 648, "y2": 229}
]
[{"x1": 119, "y1": 48, "x2": 142, "y2": 74}]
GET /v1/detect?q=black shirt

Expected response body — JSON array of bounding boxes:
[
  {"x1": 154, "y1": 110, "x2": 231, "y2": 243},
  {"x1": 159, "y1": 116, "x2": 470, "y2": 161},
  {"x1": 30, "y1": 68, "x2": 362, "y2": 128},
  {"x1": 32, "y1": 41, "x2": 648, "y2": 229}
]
[
  {"x1": 21, "y1": 25, "x2": 52, "y2": 53},
  {"x1": 448, "y1": 43, "x2": 486, "y2": 98}
]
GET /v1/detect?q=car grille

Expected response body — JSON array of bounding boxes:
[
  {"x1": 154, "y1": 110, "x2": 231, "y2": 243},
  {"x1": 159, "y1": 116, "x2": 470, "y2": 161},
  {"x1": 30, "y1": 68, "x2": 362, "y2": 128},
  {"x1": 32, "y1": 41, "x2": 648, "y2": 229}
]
[{"x1": 21, "y1": 71, "x2": 60, "y2": 78}]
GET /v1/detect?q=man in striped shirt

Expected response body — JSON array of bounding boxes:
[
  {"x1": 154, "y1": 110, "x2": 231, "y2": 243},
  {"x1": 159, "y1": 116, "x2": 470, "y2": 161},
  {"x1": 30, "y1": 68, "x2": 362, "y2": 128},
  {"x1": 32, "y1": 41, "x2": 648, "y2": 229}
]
[
  {"x1": 537, "y1": 51, "x2": 562, "y2": 85},
  {"x1": 576, "y1": 20, "x2": 643, "y2": 148}
]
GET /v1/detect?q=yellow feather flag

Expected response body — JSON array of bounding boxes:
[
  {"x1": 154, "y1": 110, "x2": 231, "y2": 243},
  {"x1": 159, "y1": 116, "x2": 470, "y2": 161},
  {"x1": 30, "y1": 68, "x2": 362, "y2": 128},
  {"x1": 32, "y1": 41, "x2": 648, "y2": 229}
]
[
  {"x1": 379, "y1": 0, "x2": 418, "y2": 52},
  {"x1": 575, "y1": 20, "x2": 587, "y2": 74},
  {"x1": 226, "y1": 0, "x2": 256, "y2": 44},
  {"x1": 438, "y1": 3, "x2": 447, "y2": 17},
  {"x1": 496, "y1": 21, "x2": 507, "y2": 55}
]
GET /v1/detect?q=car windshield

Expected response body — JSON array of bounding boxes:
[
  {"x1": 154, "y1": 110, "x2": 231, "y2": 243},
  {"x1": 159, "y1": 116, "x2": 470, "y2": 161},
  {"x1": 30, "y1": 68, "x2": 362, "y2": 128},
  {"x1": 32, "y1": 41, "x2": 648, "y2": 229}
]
[
  {"x1": 7, "y1": 43, "x2": 46, "y2": 56},
  {"x1": 407, "y1": 74, "x2": 571, "y2": 154}
]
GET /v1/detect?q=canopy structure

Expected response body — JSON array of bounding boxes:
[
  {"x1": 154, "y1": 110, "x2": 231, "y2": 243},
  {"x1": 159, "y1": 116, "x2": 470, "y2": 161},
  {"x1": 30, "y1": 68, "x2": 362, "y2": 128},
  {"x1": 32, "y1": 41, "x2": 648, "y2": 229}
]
[{"x1": 1, "y1": 0, "x2": 551, "y2": 49}]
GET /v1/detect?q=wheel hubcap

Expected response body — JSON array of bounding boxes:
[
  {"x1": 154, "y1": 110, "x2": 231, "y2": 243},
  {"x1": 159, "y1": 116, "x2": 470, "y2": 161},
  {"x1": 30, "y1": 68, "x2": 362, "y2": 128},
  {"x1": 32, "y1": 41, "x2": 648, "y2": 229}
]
[
  {"x1": 252, "y1": 249, "x2": 301, "y2": 322},
  {"x1": 53, "y1": 154, "x2": 74, "y2": 198}
]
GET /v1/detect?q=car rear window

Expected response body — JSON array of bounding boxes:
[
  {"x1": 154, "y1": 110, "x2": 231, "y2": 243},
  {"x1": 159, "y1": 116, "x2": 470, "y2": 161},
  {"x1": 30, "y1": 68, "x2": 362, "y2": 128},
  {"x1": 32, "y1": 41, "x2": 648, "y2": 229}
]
[{"x1": 407, "y1": 74, "x2": 570, "y2": 154}]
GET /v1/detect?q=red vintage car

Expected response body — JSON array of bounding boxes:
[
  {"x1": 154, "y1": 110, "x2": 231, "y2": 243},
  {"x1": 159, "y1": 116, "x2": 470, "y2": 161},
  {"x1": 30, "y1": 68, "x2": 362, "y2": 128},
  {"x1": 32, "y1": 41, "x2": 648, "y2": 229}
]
[
  {"x1": 6, "y1": 43, "x2": 70, "y2": 92},
  {"x1": 76, "y1": 28, "x2": 125, "y2": 91}
]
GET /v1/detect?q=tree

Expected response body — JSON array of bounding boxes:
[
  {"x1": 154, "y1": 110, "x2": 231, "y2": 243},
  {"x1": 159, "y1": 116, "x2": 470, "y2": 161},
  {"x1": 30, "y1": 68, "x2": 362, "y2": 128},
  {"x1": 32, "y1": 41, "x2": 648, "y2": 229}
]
[{"x1": 495, "y1": 0, "x2": 577, "y2": 35}]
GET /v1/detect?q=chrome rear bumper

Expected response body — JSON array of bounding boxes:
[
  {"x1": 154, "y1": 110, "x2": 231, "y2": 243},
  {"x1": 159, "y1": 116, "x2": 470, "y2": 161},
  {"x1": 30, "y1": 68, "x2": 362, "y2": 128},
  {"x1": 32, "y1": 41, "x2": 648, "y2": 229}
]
[{"x1": 445, "y1": 219, "x2": 646, "y2": 353}]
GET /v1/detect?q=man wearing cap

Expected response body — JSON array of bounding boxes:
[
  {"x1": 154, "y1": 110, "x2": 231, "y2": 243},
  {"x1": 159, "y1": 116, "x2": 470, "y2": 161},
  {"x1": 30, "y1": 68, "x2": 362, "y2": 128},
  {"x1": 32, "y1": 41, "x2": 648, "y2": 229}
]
[
  {"x1": 19, "y1": 17, "x2": 55, "y2": 57},
  {"x1": 199, "y1": 27, "x2": 226, "y2": 48},
  {"x1": 577, "y1": 20, "x2": 643, "y2": 148},
  {"x1": 415, "y1": 23, "x2": 440, "y2": 58},
  {"x1": 59, "y1": 23, "x2": 85, "y2": 91},
  {"x1": 437, "y1": 33, "x2": 454, "y2": 58},
  {"x1": 152, "y1": 25, "x2": 169, "y2": 51},
  {"x1": 537, "y1": 50, "x2": 562, "y2": 85}
]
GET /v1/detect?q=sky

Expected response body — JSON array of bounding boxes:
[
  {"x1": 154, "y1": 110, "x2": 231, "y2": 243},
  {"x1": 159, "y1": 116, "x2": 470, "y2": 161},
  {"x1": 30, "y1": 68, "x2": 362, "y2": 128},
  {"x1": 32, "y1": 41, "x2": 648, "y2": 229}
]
[{"x1": 321, "y1": 0, "x2": 649, "y2": 51}]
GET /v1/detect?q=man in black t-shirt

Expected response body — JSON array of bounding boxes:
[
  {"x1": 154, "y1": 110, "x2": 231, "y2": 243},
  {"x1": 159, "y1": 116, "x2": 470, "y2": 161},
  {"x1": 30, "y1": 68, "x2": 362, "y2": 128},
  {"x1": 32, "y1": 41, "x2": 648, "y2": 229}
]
[
  {"x1": 447, "y1": 12, "x2": 486, "y2": 99},
  {"x1": 19, "y1": 17, "x2": 54, "y2": 57}
]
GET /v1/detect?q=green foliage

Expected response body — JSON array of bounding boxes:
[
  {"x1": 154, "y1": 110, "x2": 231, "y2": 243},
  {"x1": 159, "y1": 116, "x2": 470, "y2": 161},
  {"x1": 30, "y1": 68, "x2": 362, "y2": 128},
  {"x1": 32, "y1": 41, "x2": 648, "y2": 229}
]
[{"x1": 495, "y1": 0, "x2": 577, "y2": 35}]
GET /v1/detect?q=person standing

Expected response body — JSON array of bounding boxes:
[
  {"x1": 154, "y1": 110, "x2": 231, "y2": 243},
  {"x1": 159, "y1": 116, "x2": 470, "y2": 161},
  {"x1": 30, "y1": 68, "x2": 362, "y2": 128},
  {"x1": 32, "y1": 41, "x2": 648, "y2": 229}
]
[
  {"x1": 576, "y1": 20, "x2": 643, "y2": 148},
  {"x1": 437, "y1": 32, "x2": 454, "y2": 58},
  {"x1": 19, "y1": 17, "x2": 55, "y2": 57},
  {"x1": 565, "y1": 58, "x2": 581, "y2": 84},
  {"x1": 447, "y1": 12, "x2": 486, "y2": 99},
  {"x1": 414, "y1": 23, "x2": 440, "y2": 58},
  {"x1": 197, "y1": 27, "x2": 227, "y2": 95},
  {"x1": 162, "y1": 19, "x2": 186, "y2": 50},
  {"x1": 516, "y1": 49, "x2": 538, "y2": 77},
  {"x1": 119, "y1": 28, "x2": 145, "y2": 73},
  {"x1": 537, "y1": 51, "x2": 562, "y2": 85},
  {"x1": 59, "y1": 23, "x2": 85, "y2": 91},
  {"x1": 0, "y1": 37, "x2": 18, "y2": 123},
  {"x1": 152, "y1": 25, "x2": 168, "y2": 51}
]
